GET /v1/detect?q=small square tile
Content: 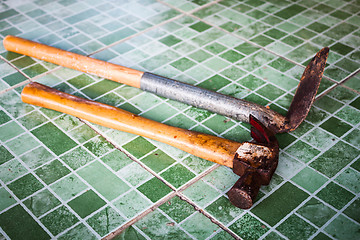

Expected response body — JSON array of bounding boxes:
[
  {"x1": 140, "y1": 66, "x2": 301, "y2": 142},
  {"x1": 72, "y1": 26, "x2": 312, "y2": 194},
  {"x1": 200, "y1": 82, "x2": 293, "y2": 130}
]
[
  {"x1": 137, "y1": 177, "x2": 172, "y2": 203},
  {"x1": 8, "y1": 173, "x2": 44, "y2": 200},
  {"x1": 335, "y1": 168, "x2": 360, "y2": 194},
  {"x1": 0, "y1": 121, "x2": 24, "y2": 142},
  {"x1": 275, "y1": 4, "x2": 306, "y2": 19},
  {"x1": 314, "y1": 96, "x2": 343, "y2": 114},
  {"x1": 251, "y1": 34, "x2": 274, "y2": 47},
  {"x1": 220, "y1": 50, "x2": 244, "y2": 63},
  {"x1": 23, "y1": 189, "x2": 61, "y2": 217},
  {"x1": 286, "y1": 140, "x2": 320, "y2": 163},
  {"x1": 205, "y1": 196, "x2": 243, "y2": 224},
  {"x1": 35, "y1": 160, "x2": 71, "y2": 185},
  {"x1": 81, "y1": 80, "x2": 120, "y2": 99},
  {"x1": 230, "y1": 213, "x2": 268, "y2": 239},
  {"x1": 22, "y1": 64, "x2": 48, "y2": 78},
  {"x1": 135, "y1": 209, "x2": 190, "y2": 238},
  {"x1": 252, "y1": 182, "x2": 309, "y2": 226},
  {"x1": 159, "y1": 196, "x2": 194, "y2": 223},
  {"x1": 292, "y1": 167, "x2": 327, "y2": 193},
  {"x1": 40, "y1": 205, "x2": 79, "y2": 236},
  {"x1": 310, "y1": 141, "x2": 359, "y2": 177},
  {"x1": 203, "y1": 115, "x2": 235, "y2": 134},
  {"x1": 190, "y1": 21, "x2": 211, "y2": 32},
  {"x1": 68, "y1": 189, "x2": 106, "y2": 218},
  {"x1": 141, "y1": 149, "x2": 175, "y2": 173},
  {"x1": 100, "y1": 150, "x2": 132, "y2": 172},
  {"x1": 234, "y1": 42, "x2": 259, "y2": 55},
  {"x1": 203, "y1": 57, "x2": 229, "y2": 72},
  {"x1": 188, "y1": 49, "x2": 212, "y2": 63},
  {"x1": 78, "y1": 161, "x2": 130, "y2": 201},
  {"x1": 343, "y1": 198, "x2": 360, "y2": 223},
  {"x1": 160, "y1": 163, "x2": 195, "y2": 188},
  {"x1": 31, "y1": 122, "x2": 77, "y2": 156},
  {"x1": 182, "y1": 155, "x2": 214, "y2": 174},
  {"x1": 87, "y1": 206, "x2": 125, "y2": 236},
  {"x1": 181, "y1": 212, "x2": 220, "y2": 239},
  {"x1": 61, "y1": 146, "x2": 94, "y2": 170},
  {"x1": 324, "y1": 214, "x2": 360, "y2": 239},
  {"x1": 257, "y1": 84, "x2": 286, "y2": 101},
  {"x1": 123, "y1": 137, "x2": 156, "y2": 159},
  {"x1": 0, "y1": 159, "x2": 28, "y2": 183},
  {"x1": 303, "y1": 128, "x2": 335, "y2": 150},
  {"x1": 50, "y1": 174, "x2": 87, "y2": 201},
  {"x1": 182, "y1": 179, "x2": 219, "y2": 208},
  {"x1": 114, "y1": 190, "x2": 151, "y2": 219},
  {"x1": 336, "y1": 106, "x2": 360, "y2": 126},
  {"x1": 269, "y1": 58, "x2": 294, "y2": 72},
  {"x1": 7, "y1": 133, "x2": 39, "y2": 156},
  {"x1": 276, "y1": 132, "x2": 297, "y2": 149},
  {"x1": 0, "y1": 187, "x2": 16, "y2": 212},
  {"x1": 297, "y1": 198, "x2": 336, "y2": 227},
  {"x1": 170, "y1": 57, "x2": 196, "y2": 71},
  {"x1": 319, "y1": 117, "x2": 352, "y2": 137},
  {"x1": 276, "y1": 214, "x2": 316, "y2": 240},
  {"x1": 57, "y1": 223, "x2": 97, "y2": 240},
  {"x1": 316, "y1": 182, "x2": 355, "y2": 210},
  {"x1": 83, "y1": 136, "x2": 114, "y2": 158},
  {"x1": 0, "y1": 205, "x2": 50, "y2": 240},
  {"x1": 237, "y1": 74, "x2": 265, "y2": 90},
  {"x1": 0, "y1": 145, "x2": 14, "y2": 165},
  {"x1": 164, "y1": 113, "x2": 196, "y2": 129}
]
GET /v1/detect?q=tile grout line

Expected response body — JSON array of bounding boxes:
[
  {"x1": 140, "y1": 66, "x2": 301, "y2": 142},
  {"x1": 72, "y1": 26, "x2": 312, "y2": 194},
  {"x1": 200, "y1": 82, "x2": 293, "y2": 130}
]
[
  {"x1": 1, "y1": 1, "x2": 359, "y2": 239},
  {"x1": 0, "y1": 108, "x2": 109, "y2": 238},
  {"x1": 315, "y1": 69, "x2": 360, "y2": 100},
  {"x1": 0, "y1": 13, "x2": 186, "y2": 95},
  {"x1": 157, "y1": 0, "x2": 334, "y2": 80},
  {"x1": 103, "y1": 164, "x2": 224, "y2": 240},
  {"x1": 78, "y1": 116, "x2": 234, "y2": 239},
  {"x1": 0, "y1": 0, "x2": 220, "y2": 96},
  {"x1": 0, "y1": 54, "x2": 32, "y2": 95},
  {"x1": 177, "y1": 192, "x2": 242, "y2": 240},
  {"x1": 158, "y1": 0, "x2": 360, "y2": 97}
]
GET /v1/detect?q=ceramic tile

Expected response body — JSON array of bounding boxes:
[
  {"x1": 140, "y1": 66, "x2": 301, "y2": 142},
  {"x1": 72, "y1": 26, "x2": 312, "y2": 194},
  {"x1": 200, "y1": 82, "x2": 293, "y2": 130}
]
[{"x1": 1, "y1": 0, "x2": 360, "y2": 239}]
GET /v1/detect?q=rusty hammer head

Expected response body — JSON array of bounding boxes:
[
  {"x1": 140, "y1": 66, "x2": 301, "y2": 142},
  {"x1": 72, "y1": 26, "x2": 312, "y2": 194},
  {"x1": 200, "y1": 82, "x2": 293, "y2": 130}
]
[{"x1": 227, "y1": 116, "x2": 279, "y2": 209}]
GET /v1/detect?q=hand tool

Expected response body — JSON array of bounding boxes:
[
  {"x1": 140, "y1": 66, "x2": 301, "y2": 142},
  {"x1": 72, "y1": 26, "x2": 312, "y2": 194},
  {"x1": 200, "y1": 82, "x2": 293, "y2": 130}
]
[
  {"x1": 3, "y1": 35, "x2": 329, "y2": 133},
  {"x1": 22, "y1": 82, "x2": 279, "y2": 209}
]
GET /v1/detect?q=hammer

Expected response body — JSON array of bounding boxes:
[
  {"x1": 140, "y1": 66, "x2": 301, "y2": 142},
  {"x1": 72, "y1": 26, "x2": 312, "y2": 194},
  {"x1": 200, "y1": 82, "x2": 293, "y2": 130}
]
[
  {"x1": 22, "y1": 81, "x2": 279, "y2": 209},
  {"x1": 3, "y1": 36, "x2": 329, "y2": 133}
]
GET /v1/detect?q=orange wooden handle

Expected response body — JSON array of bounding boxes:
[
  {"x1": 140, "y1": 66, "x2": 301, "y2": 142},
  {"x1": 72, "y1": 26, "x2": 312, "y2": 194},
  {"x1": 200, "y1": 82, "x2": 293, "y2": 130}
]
[
  {"x1": 3, "y1": 35, "x2": 143, "y2": 88},
  {"x1": 22, "y1": 82, "x2": 241, "y2": 168}
]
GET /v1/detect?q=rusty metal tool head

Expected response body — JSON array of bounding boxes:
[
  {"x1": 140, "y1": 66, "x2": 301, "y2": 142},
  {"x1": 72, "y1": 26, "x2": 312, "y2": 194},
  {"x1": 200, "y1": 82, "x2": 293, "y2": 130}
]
[
  {"x1": 140, "y1": 47, "x2": 329, "y2": 134},
  {"x1": 228, "y1": 116, "x2": 278, "y2": 209},
  {"x1": 4, "y1": 36, "x2": 329, "y2": 133},
  {"x1": 22, "y1": 82, "x2": 279, "y2": 209}
]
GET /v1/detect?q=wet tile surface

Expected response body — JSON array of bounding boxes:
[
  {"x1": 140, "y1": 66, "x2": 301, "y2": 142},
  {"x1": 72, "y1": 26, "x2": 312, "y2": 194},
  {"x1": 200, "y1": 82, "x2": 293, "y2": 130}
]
[{"x1": 0, "y1": 0, "x2": 359, "y2": 239}]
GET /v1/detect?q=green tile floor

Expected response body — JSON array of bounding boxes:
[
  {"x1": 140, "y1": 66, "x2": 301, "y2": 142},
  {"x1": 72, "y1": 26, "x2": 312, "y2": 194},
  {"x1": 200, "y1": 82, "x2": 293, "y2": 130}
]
[{"x1": 0, "y1": 0, "x2": 359, "y2": 239}]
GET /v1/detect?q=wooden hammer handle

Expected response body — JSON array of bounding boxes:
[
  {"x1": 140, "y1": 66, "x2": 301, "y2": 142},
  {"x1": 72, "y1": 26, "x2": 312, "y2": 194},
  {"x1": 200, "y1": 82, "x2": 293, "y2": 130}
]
[
  {"x1": 22, "y1": 82, "x2": 241, "y2": 168},
  {"x1": 3, "y1": 35, "x2": 144, "y2": 88}
]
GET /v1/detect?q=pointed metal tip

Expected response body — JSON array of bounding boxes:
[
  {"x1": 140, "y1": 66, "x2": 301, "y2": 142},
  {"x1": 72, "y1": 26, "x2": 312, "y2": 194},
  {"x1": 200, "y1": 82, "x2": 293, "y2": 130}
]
[{"x1": 284, "y1": 47, "x2": 330, "y2": 132}]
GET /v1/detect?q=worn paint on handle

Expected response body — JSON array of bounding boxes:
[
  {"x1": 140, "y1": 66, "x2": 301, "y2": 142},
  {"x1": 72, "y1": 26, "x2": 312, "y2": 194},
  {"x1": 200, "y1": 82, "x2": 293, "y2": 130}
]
[
  {"x1": 3, "y1": 35, "x2": 144, "y2": 88},
  {"x1": 22, "y1": 82, "x2": 242, "y2": 168}
]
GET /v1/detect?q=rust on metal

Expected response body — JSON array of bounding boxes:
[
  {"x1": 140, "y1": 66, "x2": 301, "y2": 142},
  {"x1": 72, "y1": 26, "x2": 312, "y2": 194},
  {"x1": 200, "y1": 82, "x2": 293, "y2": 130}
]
[
  {"x1": 284, "y1": 47, "x2": 330, "y2": 132},
  {"x1": 22, "y1": 83, "x2": 279, "y2": 210},
  {"x1": 3, "y1": 36, "x2": 329, "y2": 134},
  {"x1": 228, "y1": 116, "x2": 279, "y2": 209}
]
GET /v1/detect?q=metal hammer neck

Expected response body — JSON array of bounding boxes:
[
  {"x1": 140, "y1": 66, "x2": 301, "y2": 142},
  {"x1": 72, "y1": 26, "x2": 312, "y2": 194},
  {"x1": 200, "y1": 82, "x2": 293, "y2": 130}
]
[{"x1": 140, "y1": 72, "x2": 287, "y2": 133}]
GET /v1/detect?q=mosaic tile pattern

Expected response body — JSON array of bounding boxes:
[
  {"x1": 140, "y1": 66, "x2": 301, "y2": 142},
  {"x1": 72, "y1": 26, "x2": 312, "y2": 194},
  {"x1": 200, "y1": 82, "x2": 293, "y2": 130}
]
[{"x1": 0, "y1": 0, "x2": 359, "y2": 239}]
